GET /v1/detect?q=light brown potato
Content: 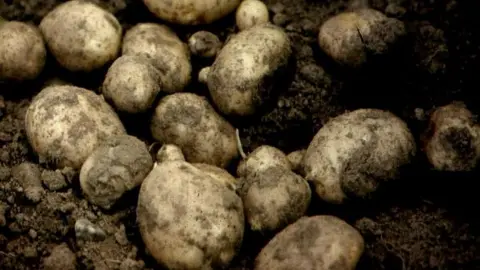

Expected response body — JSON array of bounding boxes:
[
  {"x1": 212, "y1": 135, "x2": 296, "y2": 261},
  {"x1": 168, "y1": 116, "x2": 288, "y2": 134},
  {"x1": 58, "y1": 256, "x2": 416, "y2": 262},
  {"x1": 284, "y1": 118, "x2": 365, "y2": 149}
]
[
  {"x1": 0, "y1": 21, "x2": 46, "y2": 81},
  {"x1": 207, "y1": 23, "x2": 292, "y2": 116},
  {"x1": 237, "y1": 145, "x2": 291, "y2": 177},
  {"x1": 254, "y1": 215, "x2": 364, "y2": 270},
  {"x1": 80, "y1": 135, "x2": 153, "y2": 209},
  {"x1": 236, "y1": 0, "x2": 270, "y2": 31},
  {"x1": 188, "y1": 31, "x2": 222, "y2": 58},
  {"x1": 39, "y1": 0, "x2": 122, "y2": 72},
  {"x1": 122, "y1": 23, "x2": 191, "y2": 93},
  {"x1": 137, "y1": 160, "x2": 244, "y2": 270},
  {"x1": 142, "y1": 0, "x2": 242, "y2": 25},
  {"x1": 302, "y1": 109, "x2": 416, "y2": 204},
  {"x1": 156, "y1": 144, "x2": 185, "y2": 163},
  {"x1": 287, "y1": 149, "x2": 306, "y2": 174},
  {"x1": 25, "y1": 85, "x2": 126, "y2": 169},
  {"x1": 150, "y1": 93, "x2": 239, "y2": 168}
]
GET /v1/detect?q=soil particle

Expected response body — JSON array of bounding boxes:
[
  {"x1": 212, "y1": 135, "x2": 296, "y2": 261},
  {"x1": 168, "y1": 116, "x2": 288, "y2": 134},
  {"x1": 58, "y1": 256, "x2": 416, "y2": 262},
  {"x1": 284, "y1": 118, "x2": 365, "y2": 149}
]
[{"x1": 43, "y1": 243, "x2": 76, "y2": 270}]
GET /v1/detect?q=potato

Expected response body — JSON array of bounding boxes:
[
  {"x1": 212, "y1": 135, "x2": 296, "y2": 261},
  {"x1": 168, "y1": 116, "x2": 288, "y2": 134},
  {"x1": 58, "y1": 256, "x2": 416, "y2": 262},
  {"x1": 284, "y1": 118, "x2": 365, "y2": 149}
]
[
  {"x1": 237, "y1": 145, "x2": 291, "y2": 177},
  {"x1": 254, "y1": 215, "x2": 364, "y2": 270},
  {"x1": 137, "y1": 160, "x2": 244, "y2": 270},
  {"x1": 198, "y1": 67, "x2": 211, "y2": 84},
  {"x1": 122, "y1": 23, "x2": 191, "y2": 93},
  {"x1": 188, "y1": 31, "x2": 222, "y2": 58},
  {"x1": 25, "y1": 85, "x2": 126, "y2": 169},
  {"x1": 150, "y1": 93, "x2": 239, "y2": 168},
  {"x1": 287, "y1": 149, "x2": 306, "y2": 174},
  {"x1": 102, "y1": 55, "x2": 162, "y2": 113},
  {"x1": 424, "y1": 102, "x2": 480, "y2": 171},
  {"x1": 236, "y1": 0, "x2": 270, "y2": 31},
  {"x1": 39, "y1": 0, "x2": 122, "y2": 72},
  {"x1": 142, "y1": 0, "x2": 242, "y2": 25},
  {"x1": 208, "y1": 23, "x2": 292, "y2": 116},
  {"x1": 318, "y1": 8, "x2": 405, "y2": 67},
  {"x1": 156, "y1": 144, "x2": 185, "y2": 163},
  {"x1": 80, "y1": 135, "x2": 153, "y2": 209},
  {"x1": 0, "y1": 21, "x2": 46, "y2": 81},
  {"x1": 302, "y1": 109, "x2": 416, "y2": 204}
]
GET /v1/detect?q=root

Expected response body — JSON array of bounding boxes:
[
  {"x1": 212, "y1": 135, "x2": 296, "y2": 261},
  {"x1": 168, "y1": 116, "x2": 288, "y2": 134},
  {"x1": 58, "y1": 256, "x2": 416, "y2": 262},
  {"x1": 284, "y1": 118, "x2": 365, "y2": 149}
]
[{"x1": 236, "y1": 129, "x2": 247, "y2": 159}]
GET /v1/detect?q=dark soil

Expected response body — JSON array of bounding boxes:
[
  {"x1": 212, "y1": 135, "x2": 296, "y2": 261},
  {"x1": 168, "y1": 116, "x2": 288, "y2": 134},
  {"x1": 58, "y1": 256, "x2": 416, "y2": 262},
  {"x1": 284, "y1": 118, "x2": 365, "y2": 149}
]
[{"x1": 1, "y1": 0, "x2": 480, "y2": 269}]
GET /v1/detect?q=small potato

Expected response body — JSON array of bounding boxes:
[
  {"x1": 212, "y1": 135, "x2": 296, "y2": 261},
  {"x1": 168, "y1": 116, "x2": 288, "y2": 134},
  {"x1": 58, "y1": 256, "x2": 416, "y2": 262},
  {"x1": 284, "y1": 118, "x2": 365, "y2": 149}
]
[
  {"x1": 156, "y1": 144, "x2": 185, "y2": 163},
  {"x1": 318, "y1": 8, "x2": 405, "y2": 67},
  {"x1": 151, "y1": 93, "x2": 239, "y2": 168},
  {"x1": 198, "y1": 67, "x2": 211, "y2": 84},
  {"x1": 236, "y1": 0, "x2": 270, "y2": 31},
  {"x1": 0, "y1": 21, "x2": 46, "y2": 81},
  {"x1": 287, "y1": 149, "x2": 306, "y2": 174},
  {"x1": 302, "y1": 109, "x2": 416, "y2": 204},
  {"x1": 237, "y1": 145, "x2": 291, "y2": 177},
  {"x1": 254, "y1": 215, "x2": 364, "y2": 270},
  {"x1": 208, "y1": 23, "x2": 292, "y2": 116},
  {"x1": 39, "y1": 0, "x2": 122, "y2": 72},
  {"x1": 25, "y1": 85, "x2": 126, "y2": 169},
  {"x1": 102, "y1": 55, "x2": 162, "y2": 113},
  {"x1": 122, "y1": 23, "x2": 191, "y2": 93},
  {"x1": 80, "y1": 135, "x2": 153, "y2": 209},
  {"x1": 188, "y1": 31, "x2": 222, "y2": 58},
  {"x1": 137, "y1": 160, "x2": 244, "y2": 270},
  {"x1": 424, "y1": 102, "x2": 480, "y2": 171},
  {"x1": 142, "y1": 0, "x2": 242, "y2": 25}
]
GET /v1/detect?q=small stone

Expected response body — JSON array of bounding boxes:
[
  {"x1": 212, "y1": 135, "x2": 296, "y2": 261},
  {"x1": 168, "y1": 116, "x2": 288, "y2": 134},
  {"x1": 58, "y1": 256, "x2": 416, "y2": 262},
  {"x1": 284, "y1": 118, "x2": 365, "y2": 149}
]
[
  {"x1": 23, "y1": 246, "x2": 38, "y2": 258},
  {"x1": 43, "y1": 243, "x2": 76, "y2": 270},
  {"x1": 29, "y1": 229, "x2": 38, "y2": 239},
  {"x1": 114, "y1": 225, "x2": 129, "y2": 246},
  {"x1": 41, "y1": 169, "x2": 68, "y2": 191},
  {"x1": 12, "y1": 162, "x2": 45, "y2": 203},
  {"x1": 75, "y1": 218, "x2": 106, "y2": 242},
  {"x1": 299, "y1": 64, "x2": 326, "y2": 85},
  {"x1": 414, "y1": 108, "x2": 425, "y2": 121}
]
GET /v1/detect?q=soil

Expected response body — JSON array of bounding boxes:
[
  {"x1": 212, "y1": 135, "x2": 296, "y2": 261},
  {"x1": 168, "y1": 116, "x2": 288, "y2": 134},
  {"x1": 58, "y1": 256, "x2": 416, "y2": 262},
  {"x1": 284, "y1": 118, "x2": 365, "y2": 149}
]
[{"x1": 1, "y1": 0, "x2": 480, "y2": 269}]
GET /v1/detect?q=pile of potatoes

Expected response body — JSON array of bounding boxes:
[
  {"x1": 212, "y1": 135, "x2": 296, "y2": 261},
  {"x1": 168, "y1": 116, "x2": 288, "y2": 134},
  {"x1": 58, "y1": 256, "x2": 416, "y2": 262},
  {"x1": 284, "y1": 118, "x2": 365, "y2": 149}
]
[{"x1": 1, "y1": 0, "x2": 473, "y2": 269}]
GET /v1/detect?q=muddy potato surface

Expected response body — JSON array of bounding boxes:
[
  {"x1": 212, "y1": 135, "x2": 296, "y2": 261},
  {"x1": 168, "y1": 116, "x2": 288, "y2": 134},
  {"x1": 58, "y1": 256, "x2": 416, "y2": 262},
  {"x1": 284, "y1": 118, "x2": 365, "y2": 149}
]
[
  {"x1": 137, "y1": 160, "x2": 244, "y2": 270},
  {"x1": 254, "y1": 215, "x2": 364, "y2": 270},
  {"x1": 25, "y1": 85, "x2": 126, "y2": 169},
  {"x1": 151, "y1": 93, "x2": 239, "y2": 168}
]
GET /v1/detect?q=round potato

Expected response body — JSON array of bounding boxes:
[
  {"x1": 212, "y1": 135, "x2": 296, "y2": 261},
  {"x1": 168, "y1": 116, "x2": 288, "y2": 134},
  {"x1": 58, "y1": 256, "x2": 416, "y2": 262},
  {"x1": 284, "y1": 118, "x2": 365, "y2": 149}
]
[
  {"x1": 208, "y1": 23, "x2": 292, "y2": 116},
  {"x1": 102, "y1": 55, "x2": 162, "y2": 113},
  {"x1": 80, "y1": 135, "x2": 153, "y2": 209},
  {"x1": 237, "y1": 145, "x2": 291, "y2": 177},
  {"x1": 254, "y1": 215, "x2": 364, "y2": 270},
  {"x1": 287, "y1": 149, "x2": 306, "y2": 174},
  {"x1": 142, "y1": 0, "x2": 242, "y2": 25},
  {"x1": 137, "y1": 160, "x2": 244, "y2": 270},
  {"x1": 302, "y1": 109, "x2": 416, "y2": 204},
  {"x1": 150, "y1": 93, "x2": 239, "y2": 168},
  {"x1": 122, "y1": 23, "x2": 191, "y2": 93},
  {"x1": 0, "y1": 21, "x2": 46, "y2": 81},
  {"x1": 25, "y1": 85, "x2": 126, "y2": 169},
  {"x1": 156, "y1": 144, "x2": 185, "y2": 163},
  {"x1": 188, "y1": 31, "x2": 222, "y2": 58},
  {"x1": 236, "y1": 0, "x2": 270, "y2": 31},
  {"x1": 39, "y1": 0, "x2": 122, "y2": 72}
]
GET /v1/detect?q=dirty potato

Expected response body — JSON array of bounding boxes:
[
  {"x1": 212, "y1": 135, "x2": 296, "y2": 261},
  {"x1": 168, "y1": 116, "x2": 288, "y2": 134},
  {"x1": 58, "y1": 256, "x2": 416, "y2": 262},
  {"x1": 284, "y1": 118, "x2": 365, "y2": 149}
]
[
  {"x1": 150, "y1": 93, "x2": 239, "y2": 168},
  {"x1": 236, "y1": 0, "x2": 270, "y2": 31},
  {"x1": 137, "y1": 160, "x2": 244, "y2": 270},
  {"x1": 25, "y1": 85, "x2": 126, "y2": 169},
  {"x1": 0, "y1": 21, "x2": 46, "y2": 81},
  {"x1": 302, "y1": 109, "x2": 416, "y2": 204},
  {"x1": 188, "y1": 31, "x2": 222, "y2": 58},
  {"x1": 207, "y1": 23, "x2": 292, "y2": 116},
  {"x1": 287, "y1": 149, "x2": 306, "y2": 174},
  {"x1": 156, "y1": 144, "x2": 185, "y2": 163},
  {"x1": 80, "y1": 135, "x2": 153, "y2": 209},
  {"x1": 237, "y1": 145, "x2": 291, "y2": 177},
  {"x1": 255, "y1": 215, "x2": 364, "y2": 270},
  {"x1": 122, "y1": 23, "x2": 191, "y2": 93},
  {"x1": 39, "y1": 0, "x2": 122, "y2": 72},
  {"x1": 142, "y1": 0, "x2": 242, "y2": 25}
]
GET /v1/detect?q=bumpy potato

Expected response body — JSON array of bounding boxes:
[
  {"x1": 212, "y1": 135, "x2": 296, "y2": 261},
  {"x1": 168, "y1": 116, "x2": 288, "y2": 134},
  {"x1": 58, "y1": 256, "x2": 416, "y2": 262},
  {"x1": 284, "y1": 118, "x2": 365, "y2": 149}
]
[
  {"x1": 122, "y1": 23, "x2": 191, "y2": 93},
  {"x1": 302, "y1": 109, "x2": 416, "y2": 204},
  {"x1": 0, "y1": 21, "x2": 46, "y2": 81},
  {"x1": 150, "y1": 93, "x2": 239, "y2": 168},
  {"x1": 207, "y1": 23, "x2": 292, "y2": 116},
  {"x1": 25, "y1": 85, "x2": 126, "y2": 169},
  {"x1": 80, "y1": 135, "x2": 153, "y2": 209},
  {"x1": 255, "y1": 215, "x2": 364, "y2": 270},
  {"x1": 137, "y1": 160, "x2": 244, "y2": 270},
  {"x1": 39, "y1": 0, "x2": 122, "y2": 72},
  {"x1": 142, "y1": 0, "x2": 242, "y2": 25}
]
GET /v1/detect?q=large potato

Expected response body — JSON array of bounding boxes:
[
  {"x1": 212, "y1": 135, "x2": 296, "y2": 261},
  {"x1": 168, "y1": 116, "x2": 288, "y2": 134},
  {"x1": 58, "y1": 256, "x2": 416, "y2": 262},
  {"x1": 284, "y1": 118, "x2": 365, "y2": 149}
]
[
  {"x1": 39, "y1": 0, "x2": 122, "y2": 72},
  {"x1": 25, "y1": 85, "x2": 126, "y2": 169},
  {"x1": 137, "y1": 160, "x2": 244, "y2": 270},
  {"x1": 150, "y1": 93, "x2": 239, "y2": 168},
  {"x1": 207, "y1": 23, "x2": 292, "y2": 116},
  {"x1": 122, "y1": 23, "x2": 191, "y2": 93},
  {"x1": 254, "y1": 215, "x2": 364, "y2": 270},
  {"x1": 302, "y1": 109, "x2": 416, "y2": 204},
  {"x1": 142, "y1": 0, "x2": 242, "y2": 25}
]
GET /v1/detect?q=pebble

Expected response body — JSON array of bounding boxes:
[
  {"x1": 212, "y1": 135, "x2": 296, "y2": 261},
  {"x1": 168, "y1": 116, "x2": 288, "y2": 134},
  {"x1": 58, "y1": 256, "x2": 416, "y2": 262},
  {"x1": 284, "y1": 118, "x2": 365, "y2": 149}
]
[
  {"x1": 12, "y1": 162, "x2": 45, "y2": 203},
  {"x1": 29, "y1": 229, "x2": 38, "y2": 239},
  {"x1": 75, "y1": 218, "x2": 106, "y2": 242},
  {"x1": 41, "y1": 169, "x2": 68, "y2": 191},
  {"x1": 23, "y1": 246, "x2": 38, "y2": 258},
  {"x1": 114, "y1": 224, "x2": 129, "y2": 246}
]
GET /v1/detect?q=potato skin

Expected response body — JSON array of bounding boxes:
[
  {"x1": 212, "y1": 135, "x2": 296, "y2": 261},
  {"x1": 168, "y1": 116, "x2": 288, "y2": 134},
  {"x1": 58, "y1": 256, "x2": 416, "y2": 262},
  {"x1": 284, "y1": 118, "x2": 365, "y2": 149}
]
[
  {"x1": 137, "y1": 161, "x2": 244, "y2": 270},
  {"x1": 150, "y1": 93, "x2": 239, "y2": 168},
  {"x1": 142, "y1": 0, "x2": 242, "y2": 25},
  {"x1": 237, "y1": 145, "x2": 291, "y2": 177},
  {"x1": 302, "y1": 109, "x2": 416, "y2": 204},
  {"x1": 39, "y1": 0, "x2": 122, "y2": 72},
  {"x1": 0, "y1": 21, "x2": 46, "y2": 81},
  {"x1": 236, "y1": 0, "x2": 270, "y2": 31},
  {"x1": 254, "y1": 215, "x2": 364, "y2": 270},
  {"x1": 207, "y1": 23, "x2": 292, "y2": 116},
  {"x1": 25, "y1": 85, "x2": 126, "y2": 169}
]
